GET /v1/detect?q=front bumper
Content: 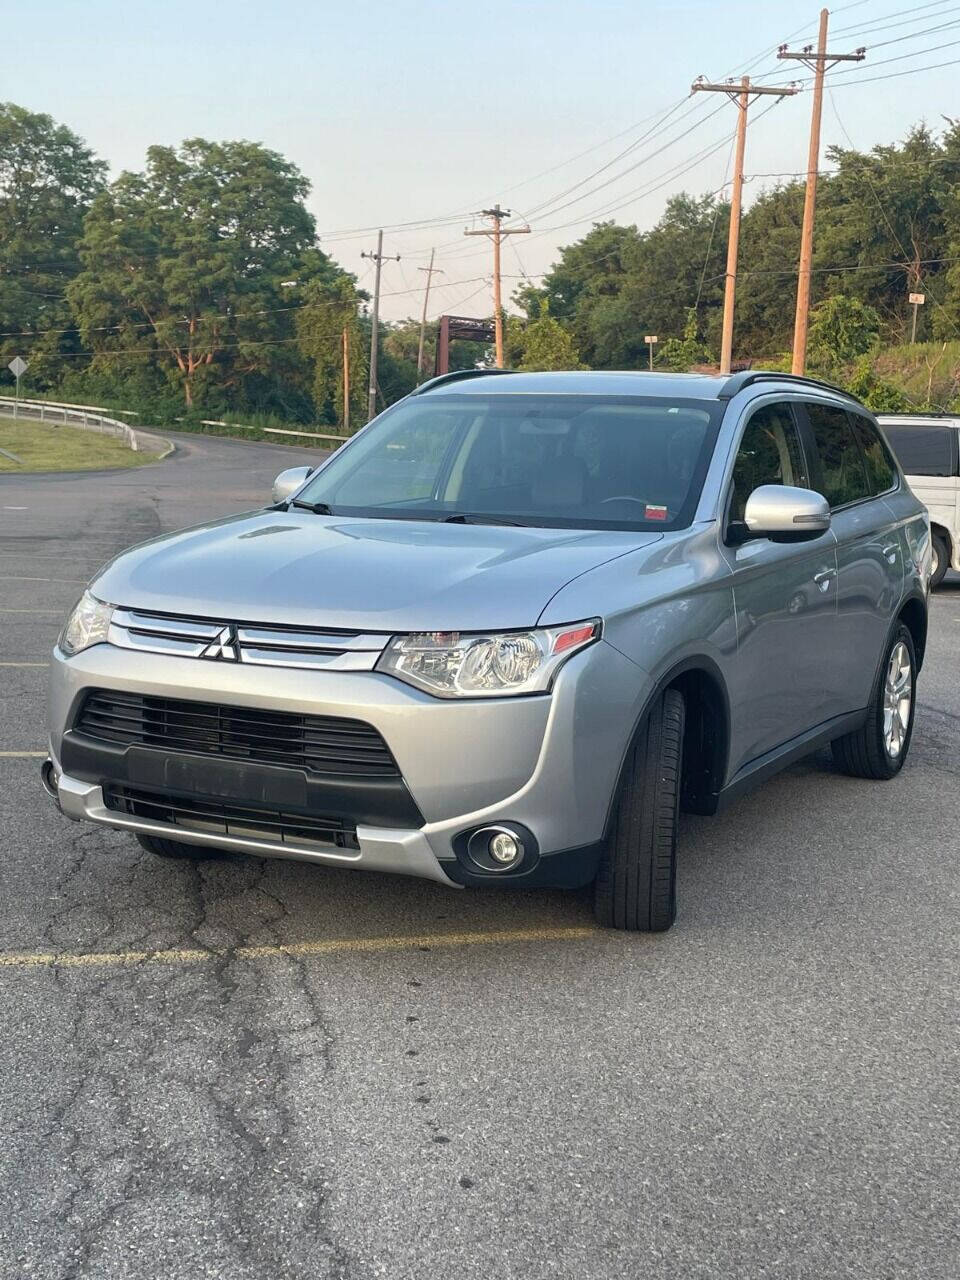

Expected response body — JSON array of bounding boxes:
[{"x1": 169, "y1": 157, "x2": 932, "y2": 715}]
[
  {"x1": 53, "y1": 770, "x2": 458, "y2": 886},
  {"x1": 46, "y1": 638, "x2": 652, "y2": 886}
]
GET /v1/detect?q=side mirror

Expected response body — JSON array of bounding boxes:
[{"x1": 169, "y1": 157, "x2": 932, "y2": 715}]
[
  {"x1": 272, "y1": 466, "x2": 313, "y2": 505},
  {"x1": 742, "y1": 484, "x2": 831, "y2": 542}
]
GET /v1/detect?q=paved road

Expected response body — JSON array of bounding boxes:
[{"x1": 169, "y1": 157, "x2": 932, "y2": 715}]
[{"x1": 1, "y1": 433, "x2": 958, "y2": 1280}]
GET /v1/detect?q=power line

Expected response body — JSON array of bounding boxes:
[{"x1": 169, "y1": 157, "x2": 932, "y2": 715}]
[
  {"x1": 520, "y1": 95, "x2": 698, "y2": 219},
  {"x1": 832, "y1": 0, "x2": 960, "y2": 37},
  {"x1": 867, "y1": 14, "x2": 960, "y2": 48},
  {"x1": 497, "y1": 94, "x2": 695, "y2": 202},
  {"x1": 829, "y1": 52, "x2": 960, "y2": 85}
]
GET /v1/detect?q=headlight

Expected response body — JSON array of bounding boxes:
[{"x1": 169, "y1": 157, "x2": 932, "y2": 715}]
[
  {"x1": 377, "y1": 620, "x2": 600, "y2": 698},
  {"x1": 60, "y1": 591, "x2": 114, "y2": 656}
]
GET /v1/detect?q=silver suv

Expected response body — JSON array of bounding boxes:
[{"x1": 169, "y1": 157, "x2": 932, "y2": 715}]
[{"x1": 44, "y1": 370, "x2": 930, "y2": 932}]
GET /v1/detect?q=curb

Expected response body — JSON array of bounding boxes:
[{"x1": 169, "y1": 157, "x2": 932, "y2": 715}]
[{"x1": 134, "y1": 430, "x2": 175, "y2": 460}]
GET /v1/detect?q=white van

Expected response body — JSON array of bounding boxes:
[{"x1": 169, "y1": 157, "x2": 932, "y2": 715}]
[{"x1": 878, "y1": 413, "x2": 960, "y2": 588}]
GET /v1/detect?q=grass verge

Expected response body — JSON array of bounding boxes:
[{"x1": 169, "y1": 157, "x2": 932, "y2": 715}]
[{"x1": 0, "y1": 418, "x2": 162, "y2": 473}]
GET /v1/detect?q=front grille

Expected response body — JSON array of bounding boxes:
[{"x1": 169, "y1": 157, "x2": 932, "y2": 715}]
[
  {"x1": 76, "y1": 690, "x2": 399, "y2": 778},
  {"x1": 107, "y1": 608, "x2": 390, "y2": 672},
  {"x1": 104, "y1": 785, "x2": 359, "y2": 851}
]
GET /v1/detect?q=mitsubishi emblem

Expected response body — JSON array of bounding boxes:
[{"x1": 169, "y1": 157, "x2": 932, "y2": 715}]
[{"x1": 201, "y1": 624, "x2": 240, "y2": 661}]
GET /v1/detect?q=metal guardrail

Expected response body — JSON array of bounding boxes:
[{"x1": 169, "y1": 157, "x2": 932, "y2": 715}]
[
  {"x1": 193, "y1": 418, "x2": 350, "y2": 445},
  {"x1": 0, "y1": 397, "x2": 142, "y2": 451}
]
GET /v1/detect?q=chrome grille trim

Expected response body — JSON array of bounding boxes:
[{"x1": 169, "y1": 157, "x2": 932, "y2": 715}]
[
  {"x1": 234, "y1": 626, "x2": 388, "y2": 651},
  {"x1": 239, "y1": 647, "x2": 380, "y2": 671},
  {"x1": 108, "y1": 609, "x2": 390, "y2": 671},
  {"x1": 112, "y1": 609, "x2": 222, "y2": 640}
]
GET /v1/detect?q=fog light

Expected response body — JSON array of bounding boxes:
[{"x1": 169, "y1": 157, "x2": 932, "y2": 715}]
[{"x1": 489, "y1": 831, "x2": 520, "y2": 865}]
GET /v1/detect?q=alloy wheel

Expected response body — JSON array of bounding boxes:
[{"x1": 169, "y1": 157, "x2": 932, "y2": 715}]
[{"x1": 882, "y1": 641, "x2": 912, "y2": 759}]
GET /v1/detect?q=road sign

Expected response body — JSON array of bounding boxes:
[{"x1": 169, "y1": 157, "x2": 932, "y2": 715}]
[
  {"x1": 8, "y1": 356, "x2": 27, "y2": 378},
  {"x1": 909, "y1": 293, "x2": 925, "y2": 305},
  {"x1": 644, "y1": 336, "x2": 659, "y2": 344}
]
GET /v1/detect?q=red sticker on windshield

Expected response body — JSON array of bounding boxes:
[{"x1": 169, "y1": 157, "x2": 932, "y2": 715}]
[{"x1": 645, "y1": 504, "x2": 668, "y2": 521}]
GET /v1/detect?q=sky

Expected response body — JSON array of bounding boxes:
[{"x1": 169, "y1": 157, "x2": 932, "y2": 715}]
[{"x1": 9, "y1": 0, "x2": 960, "y2": 321}]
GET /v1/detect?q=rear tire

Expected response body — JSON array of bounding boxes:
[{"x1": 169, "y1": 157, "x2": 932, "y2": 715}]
[
  {"x1": 831, "y1": 623, "x2": 916, "y2": 780},
  {"x1": 594, "y1": 688, "x2": 685, "y2": 933},
  {"x1": 136, "y1": 833, "x2": 221, "y2": 860},
  {"x1": 930, "y1": 532, "x2": 949, "y2": 589}
]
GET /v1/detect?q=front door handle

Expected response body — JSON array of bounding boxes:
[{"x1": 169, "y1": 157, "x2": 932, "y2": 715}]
[
  {"x1": 813, "y1": 568, "x2": 836, "y2": 592},
  {"x1": 882, "y1": 543, "x2": 899, "y2": 564}
]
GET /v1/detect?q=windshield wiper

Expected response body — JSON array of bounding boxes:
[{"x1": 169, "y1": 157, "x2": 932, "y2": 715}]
[
  {"x1": 441, "y1": 513, "x2": 526, "y2": 527},
  {"x1": 290, "y1": 499, "x2": 335, "y2": 515}
]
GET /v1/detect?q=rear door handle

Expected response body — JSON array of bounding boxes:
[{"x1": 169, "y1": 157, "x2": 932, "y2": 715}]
[
  {"x1": 882, "y1": 543, "x2": 899, "y2": 564},
  {"x1": 813, "y1": 568, "x2": 836, "y2": 591}
]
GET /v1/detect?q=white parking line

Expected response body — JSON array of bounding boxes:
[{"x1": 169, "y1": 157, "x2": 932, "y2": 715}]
[
  {"x1": 0, "y1": 576, "x2": 85, "y2": 584},
  {"x1": 0, "y1": 609, "x2": 64, "y2": 614}
]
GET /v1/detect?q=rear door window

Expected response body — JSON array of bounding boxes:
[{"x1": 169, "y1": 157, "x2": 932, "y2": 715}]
[
  {"x1": 883, "y1": 424, "x2": 958, "y2": 477},
  {"x1": 849, "y1": 413, "x2": 898, "y2": 496},
  {"x1": 806, "y1": 402, "x2": 871, "y2": 508}
]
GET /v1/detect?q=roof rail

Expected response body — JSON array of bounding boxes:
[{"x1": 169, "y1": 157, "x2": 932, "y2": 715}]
[
  {"x1": 717, "y1": 370, "x2": 864, "y2": 406},
  {"x1": 412, "y1": 368, "x2": 517, "y2": 396}
]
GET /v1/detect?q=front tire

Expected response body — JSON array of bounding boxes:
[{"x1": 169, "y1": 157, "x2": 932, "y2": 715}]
[
  {"x1": 594, "y1": 688, "x2": 685, "y2": 933},
  {"x1": 832, "y1": 624, "x2": 916, "y2": 780}
]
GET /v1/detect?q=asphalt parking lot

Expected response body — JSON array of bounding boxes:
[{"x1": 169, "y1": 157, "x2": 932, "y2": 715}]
[{"x1": 1, "y1": 432, "x2": 958, "y2": 1280}]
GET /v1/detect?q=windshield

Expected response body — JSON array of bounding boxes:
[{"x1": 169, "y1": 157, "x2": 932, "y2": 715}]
[{"x1": 295, "y1": 393, "x2": 722, "y2": 530}]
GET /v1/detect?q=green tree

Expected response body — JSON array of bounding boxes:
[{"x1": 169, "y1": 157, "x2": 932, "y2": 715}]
[
  {"x1": 0, "y1": 103, "x2": 106, "y2": 389},
  {"x1": 658, "y1": 307, "x2": 712, "y2": 371},
  {"x1": 296, "y1": 276, "x2": 367, "y2": 427},
  {"x1": 808, "y1": 295, "x2": 880, "y2": 372},
  {"x1": 68, "y1": 138, "x2": 341, "y2": 411},
  {"x1": 520, "y1": 198, "x2": 728, "y2": 369},
  {"x1": 508, "y1": 302, "x2": 582, "y2": 370},
  {"x1": 845, "y1": 356, "x2": 909, "y2": 412}
]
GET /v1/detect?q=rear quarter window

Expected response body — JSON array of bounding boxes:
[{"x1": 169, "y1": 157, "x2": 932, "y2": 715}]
[{"x1": 849, "y1": 413, "x2": 898, "y2": 495}]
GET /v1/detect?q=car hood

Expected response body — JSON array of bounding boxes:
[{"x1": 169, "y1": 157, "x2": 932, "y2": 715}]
[{"x1": 92, "y1": 509, "x2": 663, "y2": 632}]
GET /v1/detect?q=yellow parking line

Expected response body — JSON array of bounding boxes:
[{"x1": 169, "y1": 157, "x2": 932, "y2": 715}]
[
  {"x1": 0, "y1": 608, "x2": 63, "y2": 614},
  {"x1": 0, "y1": 750, "x2": 47, "y2": 757},
  {"x1": 0, "y1": 926, "x2": 598, "y2": 970},
  {"x1": 0, "y1": 662, "x2": 49, "y2": 667}
]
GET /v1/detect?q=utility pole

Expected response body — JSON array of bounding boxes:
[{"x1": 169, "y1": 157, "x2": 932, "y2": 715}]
[
  {"x1": 779, "y1": 12, "x2": 865, "y2": 374},
  {"x1": 360, "y1": 231, "x2": 400, "y2": 421},
  {"x1": 342, "y1": 326, "x2": 350, "y2": 434},
  {"x1": 464, "y1": 205, "x2": 530, "y2": 367},
  {"x1": 416, "y1": 248, "x2": 444, "y2": 382},
  {"x1": 691, "y1": 75, "x2": 798, "y2": 375}
]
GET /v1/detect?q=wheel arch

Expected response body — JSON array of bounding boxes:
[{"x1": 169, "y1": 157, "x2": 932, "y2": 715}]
[
  {"x1": 929, "y1": 520, "x2": 953, "y2": 550},
  {"x1": 603, "y1": 656, "x2": 731, "y2": 833},
  {"x1": 898, "y1": 593, "x2": 928, "y2": 672}
]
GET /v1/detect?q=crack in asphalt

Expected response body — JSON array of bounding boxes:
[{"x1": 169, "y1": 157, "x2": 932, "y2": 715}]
[{"x1": 25, "y1": 848, "x2": 355, "y2": 1279}]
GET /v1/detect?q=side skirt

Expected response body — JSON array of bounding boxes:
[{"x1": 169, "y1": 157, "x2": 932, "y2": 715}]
[{"x1": 716, "y1": 709, "x2": 868, "y2": 811}]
